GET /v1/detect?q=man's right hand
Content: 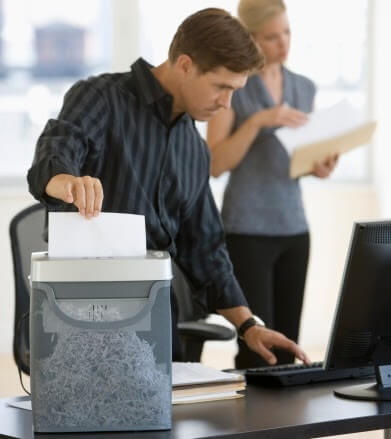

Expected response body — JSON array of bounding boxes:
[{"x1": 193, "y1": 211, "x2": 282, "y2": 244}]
[{"x1": 45, "y1": 174, "x2": 104, "y2": 218}]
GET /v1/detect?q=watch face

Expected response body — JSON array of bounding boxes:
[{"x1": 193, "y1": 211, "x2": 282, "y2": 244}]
[{"x1": 253, "y1": 315, "x2": 265, "y2": 327}]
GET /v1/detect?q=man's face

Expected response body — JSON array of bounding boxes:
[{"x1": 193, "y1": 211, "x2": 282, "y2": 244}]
[{"x1": 178, "y1": 61, "x2": 248, "y2": 121}]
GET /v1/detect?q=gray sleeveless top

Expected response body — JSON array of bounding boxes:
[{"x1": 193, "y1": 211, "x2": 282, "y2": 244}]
[{"x1": 221, "y1": 67, "x2": 315, "y2": 236}]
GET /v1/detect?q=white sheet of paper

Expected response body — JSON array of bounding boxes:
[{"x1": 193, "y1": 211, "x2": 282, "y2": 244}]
[
  {"x1": 172, "y1": 362, "x2": 243, "y2": 387},
  {"x1": 48, "y1": 212, "x2": 146, "y2": 258},
  {"x1": 276, "y1": 100, "x2": 365, "y2": 156},
  {"x1": 6, "y1": 399, "x2": 31, "y2": 411}
]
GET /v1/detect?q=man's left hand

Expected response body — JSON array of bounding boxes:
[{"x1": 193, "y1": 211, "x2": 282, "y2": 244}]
[{"x1": 243, "y1": 325, "x2": 310, "y2": 365}]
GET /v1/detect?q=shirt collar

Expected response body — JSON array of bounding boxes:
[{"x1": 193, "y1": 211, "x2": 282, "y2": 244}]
[
  {"x1": 128, "y1": 57, "x2": 190, "y2": 127},
  {"x1": 131, "y1": 57, "x2": 167, "y2": 106}
]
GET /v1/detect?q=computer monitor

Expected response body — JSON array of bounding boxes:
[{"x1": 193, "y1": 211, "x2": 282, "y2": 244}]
[{"x1": 324, "y1": 220, "x2": 391, "y2": 401}]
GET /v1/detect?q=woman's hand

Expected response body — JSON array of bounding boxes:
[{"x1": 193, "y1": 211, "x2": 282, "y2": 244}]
[
  {"x1": 252, "y1": 104, "x2": 308, "y2": 129},
  {"x1": 312, "y1": 154, "x2": 339, "y2": 178}
]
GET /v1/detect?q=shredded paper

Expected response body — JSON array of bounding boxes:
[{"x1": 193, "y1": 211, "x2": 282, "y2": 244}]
[{"x1": 33, "y1": 297, "x2": 170, "y2": 431}]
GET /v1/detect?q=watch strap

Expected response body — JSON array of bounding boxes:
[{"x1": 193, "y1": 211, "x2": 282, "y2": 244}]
[{"x1": 238, "y1": 316, "x2": 260, "y2": 339}]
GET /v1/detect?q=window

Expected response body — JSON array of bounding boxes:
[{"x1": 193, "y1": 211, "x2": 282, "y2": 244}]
[
  {"x1": 286, "y1": 0, "x2": 370, "y2": 181},
  {"x1": 0, "y1": 0, "x2": 111, "y2": 182}
]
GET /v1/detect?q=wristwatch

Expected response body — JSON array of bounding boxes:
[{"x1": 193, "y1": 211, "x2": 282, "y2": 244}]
[{"x1": 237, "y1": 315, "x2": 265, "y2": 340}]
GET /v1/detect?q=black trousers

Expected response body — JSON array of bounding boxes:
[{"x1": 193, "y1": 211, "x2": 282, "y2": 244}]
[{"x1": 226, "y1": 232, "x2": 310, "y2": 368}]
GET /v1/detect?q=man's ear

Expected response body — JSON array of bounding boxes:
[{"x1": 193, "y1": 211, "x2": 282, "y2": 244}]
[{"x1": 175, "y1": 54, "x2": 195, "y2": 77}]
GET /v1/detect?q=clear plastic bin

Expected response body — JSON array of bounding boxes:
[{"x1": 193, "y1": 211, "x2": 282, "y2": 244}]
[{"x1": 30, "y1": 251, "x2": 172, "y2": 433}]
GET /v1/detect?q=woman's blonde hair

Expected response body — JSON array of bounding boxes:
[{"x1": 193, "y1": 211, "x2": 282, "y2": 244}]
[{"x1": 238, "y1": 0, "x2": 286, "y2": 34}]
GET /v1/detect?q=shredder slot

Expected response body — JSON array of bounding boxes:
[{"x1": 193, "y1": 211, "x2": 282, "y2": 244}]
[
  {"x1": 50, "y1": 281, "x2": 154, "y2": 299},
  {"x1": 57, "y1": 298, "x2": 149, "y2": 322}
]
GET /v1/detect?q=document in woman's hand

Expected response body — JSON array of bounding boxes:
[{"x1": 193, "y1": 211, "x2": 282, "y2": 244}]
[{"x1": 275, "y1": 100, "x2": 377, "y2": 178}]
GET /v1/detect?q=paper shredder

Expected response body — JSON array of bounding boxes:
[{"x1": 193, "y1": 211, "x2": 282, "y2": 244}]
[{"x1": 29, "y1": 251, "x2": 172, "y2": 433}]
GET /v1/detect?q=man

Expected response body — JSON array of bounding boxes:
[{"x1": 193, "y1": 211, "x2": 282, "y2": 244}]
[{"x1": 28, "y1": 8, "x2": 309, "y2": 365}]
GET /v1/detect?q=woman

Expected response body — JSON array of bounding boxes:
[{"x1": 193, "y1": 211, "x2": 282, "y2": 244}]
[{"x1": 207, "y1": 0, "x2": 337, "y2": 367}]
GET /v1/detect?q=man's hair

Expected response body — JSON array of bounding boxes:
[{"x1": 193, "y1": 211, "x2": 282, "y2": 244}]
[{"x1": 169, "y1": 8, "x2": 264, "y2": 74}]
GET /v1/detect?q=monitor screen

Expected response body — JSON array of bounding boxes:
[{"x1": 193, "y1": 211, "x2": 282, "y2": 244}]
[{"x1": 324, "y1": 220, "x2": 391, "y2": 401}]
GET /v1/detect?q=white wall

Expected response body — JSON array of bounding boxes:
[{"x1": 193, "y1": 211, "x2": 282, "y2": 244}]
[
  {"x1": 300, "y1": 182, "x2": 379, "y2": 355},
  {"x1": 111, "y1": 0, "x2": 141, "y2": 72},
  {"x1": 372, "y1": 0, "x2": 391, "y2": 217}
]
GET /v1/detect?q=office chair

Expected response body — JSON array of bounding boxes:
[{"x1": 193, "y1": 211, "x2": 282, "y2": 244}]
[
  {"x1": 172, "y1": 263, "x2": 235, "y2": 362},
  {"x1": 10, "y1": 203, "x2": 47, "y2": 376}
]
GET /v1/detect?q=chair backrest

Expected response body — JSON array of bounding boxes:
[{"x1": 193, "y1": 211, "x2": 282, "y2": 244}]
[
  {"x1": 171, "y1": 262, "x2": 206, "y2": 323},
  {"x1": 10, "y1": 203, "x2": 47, "y2": 375},
  {"x1": 171, "y1": 262, "x2": 235, "y2": 362}
]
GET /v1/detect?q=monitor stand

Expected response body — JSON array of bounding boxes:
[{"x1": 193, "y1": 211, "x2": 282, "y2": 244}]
[{"x1": 335, "y1": 365, "x2": 391, "y2": 401}]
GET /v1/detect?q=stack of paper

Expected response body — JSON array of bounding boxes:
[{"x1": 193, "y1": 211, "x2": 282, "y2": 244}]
[
  {"x1": 275, "y1": 100, "x2": 377, "y2": 178},
  {"x1": 7, "y1": 363, "x2": 246, "y2": 410},
  {"x1": 172, "y1": 362, "x2": 245, "y2": 404}
]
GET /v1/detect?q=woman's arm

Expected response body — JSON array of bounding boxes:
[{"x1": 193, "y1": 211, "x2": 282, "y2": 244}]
[
  {"x1": 207, "y1": 108, "x2": 262, "y2": 177},
  {"x1": 207, "y1": 105, "x2": 308, "y2": 177}
]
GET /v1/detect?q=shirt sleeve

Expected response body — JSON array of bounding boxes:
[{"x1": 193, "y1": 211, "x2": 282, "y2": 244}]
[
  {"x1": 27, "y1": 80, "x2": 108, "y2": 208},
  {"x1": 174, "y1": 178, "x2": 248, "y2": 314}
]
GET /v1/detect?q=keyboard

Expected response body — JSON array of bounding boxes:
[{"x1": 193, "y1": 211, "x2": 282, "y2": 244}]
[{"x1": 245, "y1": 362, "x2": 374, "y2": 387}]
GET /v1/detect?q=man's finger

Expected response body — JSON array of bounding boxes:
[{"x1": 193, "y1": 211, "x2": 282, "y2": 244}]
[
  {"x1": 74, "y1": 179, "x2": 86, "y2": 216},
  {"x1": 93, "y1": 179, "x2": 104, "y2": 216},
  {"x1": 273, "y1": 335, "x2": 310, "y2": 365},
  {"x1": 256, "y1": 343, "x2": 277, "y2": 365},
  {"x1": 84, "y1": 177, "x2": 95, "y2": 218},
  {"x1": 64, "y1": 182, "x2": 74, "y2": 204}
]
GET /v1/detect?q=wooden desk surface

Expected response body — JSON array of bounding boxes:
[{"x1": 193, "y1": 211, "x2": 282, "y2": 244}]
[{"x1": 2, "y1": 379, "x2": 391, "y2": 439}]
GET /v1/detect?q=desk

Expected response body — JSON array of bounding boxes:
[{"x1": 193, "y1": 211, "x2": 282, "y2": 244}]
[{"x1": 2, "y1": 380, "x2": 391, "y2": 439}]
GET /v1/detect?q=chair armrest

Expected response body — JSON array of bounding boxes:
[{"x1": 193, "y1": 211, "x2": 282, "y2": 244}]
[{"x1": 177, "y1": 321, "x2": 235, "y2": 342}]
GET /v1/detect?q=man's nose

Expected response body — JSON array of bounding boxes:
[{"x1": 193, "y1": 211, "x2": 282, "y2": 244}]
[{"x1": 218, "y1": 90, "x2": 232, "y2": 109}]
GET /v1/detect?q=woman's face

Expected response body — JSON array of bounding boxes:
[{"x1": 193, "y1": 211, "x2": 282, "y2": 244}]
[{"x1": 253, "y1": 11, "x2": 291, "y2": 65}]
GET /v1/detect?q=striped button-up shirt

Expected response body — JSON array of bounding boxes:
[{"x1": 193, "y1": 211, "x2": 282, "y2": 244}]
[{"x1": 28, "y1": 58, "x2": 247, "y2": 312}]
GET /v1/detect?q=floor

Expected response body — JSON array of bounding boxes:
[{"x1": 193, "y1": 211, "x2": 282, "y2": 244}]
[{"x1": 0, "y1": 347, "x2": 382, "y2": 439}]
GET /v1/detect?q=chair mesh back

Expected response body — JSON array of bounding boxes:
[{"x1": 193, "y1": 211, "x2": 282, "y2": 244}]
[
  {"x1": 171, "y1": 262, "x2": 207, "y2": 323},
  {"x1": 10, "y1": 204, "x2": 47, "y2": 374},
  {"x1": 171, "y1": 263, "x2": 195, "y2": 323}
]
